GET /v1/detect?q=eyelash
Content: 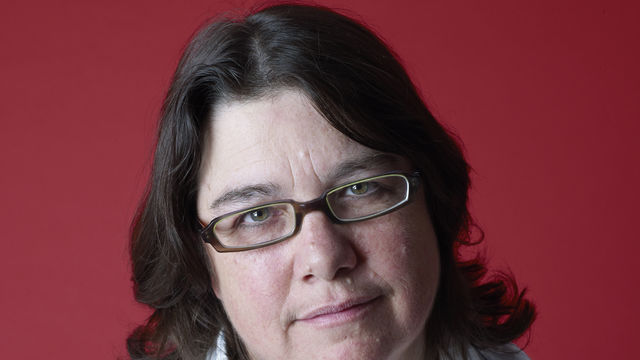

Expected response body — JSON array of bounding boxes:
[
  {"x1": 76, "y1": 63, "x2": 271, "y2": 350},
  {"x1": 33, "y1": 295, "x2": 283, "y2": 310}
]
[{"x1": 237, "y1": 207, "x2": 282, "y2": 228}]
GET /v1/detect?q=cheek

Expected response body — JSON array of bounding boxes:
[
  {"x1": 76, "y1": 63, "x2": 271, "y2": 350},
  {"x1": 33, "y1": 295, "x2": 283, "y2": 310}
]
[
  {"x1": 210, "y1": 249, "x2": 290, "y2": 335},
  {"x1": 352, "y1": 210, "x2": 440, "y2": 319},
  {"x1": 393, "y1": 213, "x2": 440, "y2": 295},
  {"x1": 353, "y1": 212, "x2": 439, "y2": 275}
]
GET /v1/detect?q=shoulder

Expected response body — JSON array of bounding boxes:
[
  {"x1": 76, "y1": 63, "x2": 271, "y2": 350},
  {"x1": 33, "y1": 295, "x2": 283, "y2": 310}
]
[{"x1": 468, "y1": 343, "x2": 531, "y2": 360}]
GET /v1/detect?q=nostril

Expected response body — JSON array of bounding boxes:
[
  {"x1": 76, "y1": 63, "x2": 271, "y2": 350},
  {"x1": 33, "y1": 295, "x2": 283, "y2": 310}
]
[
  {"x1": 334, "y1": 266, "x2": 354, "y2": 279},
  {"x1": 302, "y1": 265, "x2": 314, "y2": 282}
]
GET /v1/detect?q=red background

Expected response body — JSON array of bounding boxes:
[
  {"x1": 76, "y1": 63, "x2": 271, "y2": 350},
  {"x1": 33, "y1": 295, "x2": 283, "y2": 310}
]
[{"x1": 1, "y1": 0, "x2": 638, "y2": 358}]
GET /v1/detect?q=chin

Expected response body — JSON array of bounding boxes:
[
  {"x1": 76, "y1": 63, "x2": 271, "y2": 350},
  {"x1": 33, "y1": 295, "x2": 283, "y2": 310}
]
[{"x1": 284, "y1": 334, "x2": 422, "y2": 360}]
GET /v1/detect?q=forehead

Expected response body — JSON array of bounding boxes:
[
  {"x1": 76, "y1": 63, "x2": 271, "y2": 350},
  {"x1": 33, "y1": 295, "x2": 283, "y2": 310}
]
[
  {"x1": 202, "y1": 91, "x2": 363, "y2": 178},
  {"x1": 212, "y1": 91, "x2": 349, "y2": 153},
  {"x1": 197, "y1": 90, "x2": 405, "y2": 211}
]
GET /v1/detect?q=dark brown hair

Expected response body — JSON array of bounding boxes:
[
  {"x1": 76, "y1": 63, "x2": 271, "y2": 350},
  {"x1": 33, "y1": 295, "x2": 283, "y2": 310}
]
[{"x1": 128, "y1": 4, "x2": 536, "y2": 359}]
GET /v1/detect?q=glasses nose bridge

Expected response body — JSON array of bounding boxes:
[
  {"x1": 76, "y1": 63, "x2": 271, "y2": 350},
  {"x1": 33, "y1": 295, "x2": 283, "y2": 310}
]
[{"x1": 294, "y1": 193, "x2": 337, "y2": 224}]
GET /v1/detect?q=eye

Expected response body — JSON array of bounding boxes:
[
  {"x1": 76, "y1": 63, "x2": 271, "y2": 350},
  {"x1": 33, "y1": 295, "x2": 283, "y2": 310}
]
[
  {"x1": 247, "y1": 208, "x2": 270, "y2": 223},
  {"x1": 347, "y1": 182, "x2": 369, "y2": 195}
]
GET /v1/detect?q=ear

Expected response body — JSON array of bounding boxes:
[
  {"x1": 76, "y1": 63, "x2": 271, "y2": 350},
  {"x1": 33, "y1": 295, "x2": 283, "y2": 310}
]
[{"x1": 203, "y1": 242, "x2": 222, "y2": 298}]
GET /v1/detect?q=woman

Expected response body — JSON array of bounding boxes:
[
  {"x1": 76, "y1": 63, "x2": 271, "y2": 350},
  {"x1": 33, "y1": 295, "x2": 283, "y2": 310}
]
[{"x1": 128, "y1": 4, "x2": 536, "y2": 360}]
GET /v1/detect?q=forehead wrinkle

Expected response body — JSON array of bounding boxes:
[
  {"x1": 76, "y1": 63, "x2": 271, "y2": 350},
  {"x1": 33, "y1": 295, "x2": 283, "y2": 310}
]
[
  {"x1": 287, "y1": 147, "x2": 324, "y2": 201},
  {"x1": 274, "y1": 93, "x2": 330, "y2": 199}
]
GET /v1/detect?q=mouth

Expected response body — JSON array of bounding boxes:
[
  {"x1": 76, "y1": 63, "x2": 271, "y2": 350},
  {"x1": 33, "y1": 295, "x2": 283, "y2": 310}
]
[{"x1": 295, "y1": 296, "x2": 381, "y2": 328}]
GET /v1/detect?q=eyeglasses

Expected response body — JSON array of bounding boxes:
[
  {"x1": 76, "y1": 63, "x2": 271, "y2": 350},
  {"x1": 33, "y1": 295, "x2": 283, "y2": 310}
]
[{"x1": 200, "y1": 171, "x2": 421, "y2": 252}]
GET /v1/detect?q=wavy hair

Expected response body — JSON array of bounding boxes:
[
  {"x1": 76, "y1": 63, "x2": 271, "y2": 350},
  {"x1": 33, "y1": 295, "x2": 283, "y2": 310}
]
[{"x1": 127, "y1": 4, "x2": 536, "y2": 359}]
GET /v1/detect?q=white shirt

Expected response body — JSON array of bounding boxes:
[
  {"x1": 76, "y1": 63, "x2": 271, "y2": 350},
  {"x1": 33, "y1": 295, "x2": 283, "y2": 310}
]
[{"x1": 205, "y1": 335, "x2": 530, "y2": 360}]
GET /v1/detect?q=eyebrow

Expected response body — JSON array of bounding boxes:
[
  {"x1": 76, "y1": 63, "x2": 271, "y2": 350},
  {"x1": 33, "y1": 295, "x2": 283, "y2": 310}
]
[
  {"x1": 327, "y1": 151, "x2": 401, "y2": 182},
  {"x1": 209, "y1": 183, "x2": 280, "y2": 211},
  {"x1": 208, "y1": 151, "x2": 401, "y2": 211}
]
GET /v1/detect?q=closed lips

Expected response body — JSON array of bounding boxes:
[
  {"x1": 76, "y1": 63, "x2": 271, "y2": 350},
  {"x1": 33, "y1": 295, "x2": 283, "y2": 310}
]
[{"x1": 297, "y1": 295, "x2": 380, "y2": 321}]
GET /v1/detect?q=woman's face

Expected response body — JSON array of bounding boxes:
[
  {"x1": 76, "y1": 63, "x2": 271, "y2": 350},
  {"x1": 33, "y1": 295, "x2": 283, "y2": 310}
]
[{"x1": 197, "y1": 90, "x2": 440, "y2": 360}]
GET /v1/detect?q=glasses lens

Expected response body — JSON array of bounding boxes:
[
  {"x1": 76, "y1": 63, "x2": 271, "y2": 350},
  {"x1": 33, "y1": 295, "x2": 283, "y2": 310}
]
[
  {"x1": 213, "y1": 203, "x2": 296, "y2": 248},
  {"x1": 326, "y1": 174, "x2": 409, "y2": 221}
]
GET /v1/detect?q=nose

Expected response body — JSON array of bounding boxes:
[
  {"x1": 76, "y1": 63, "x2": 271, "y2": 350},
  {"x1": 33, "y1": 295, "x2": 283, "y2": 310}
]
[{"x1": 293, "y1": 212, "x2": 357, "y2": 282}]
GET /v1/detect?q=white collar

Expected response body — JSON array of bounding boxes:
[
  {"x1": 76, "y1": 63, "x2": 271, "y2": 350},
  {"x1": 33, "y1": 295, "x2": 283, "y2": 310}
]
[{"x1": 205, "y1": 335, "x2": 529, "y2": 360}]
